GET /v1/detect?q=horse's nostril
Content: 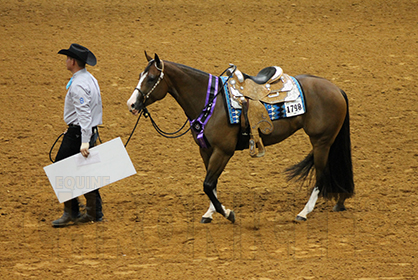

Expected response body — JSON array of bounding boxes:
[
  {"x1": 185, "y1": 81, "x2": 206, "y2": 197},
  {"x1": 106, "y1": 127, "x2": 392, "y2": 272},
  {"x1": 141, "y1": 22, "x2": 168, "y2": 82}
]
[{"x1": 131, "y1": 103, "x2": 135, "y2": 108}]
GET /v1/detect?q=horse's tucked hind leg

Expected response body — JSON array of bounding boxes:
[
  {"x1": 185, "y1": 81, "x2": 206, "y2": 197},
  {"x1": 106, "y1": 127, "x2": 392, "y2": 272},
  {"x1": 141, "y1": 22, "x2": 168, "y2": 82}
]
[
  {"x1": 295, "y1": 143, "x2": 331, "y2": 221},
  {"x1": 296, "y1": 187, "x2": 320, "y2": 221},
  {"x1": 296, "y1": 187, "x2": 347, "y2": 221},
  {"x1": 333, "y1": 193, "x2": 348, "y2": 212}
]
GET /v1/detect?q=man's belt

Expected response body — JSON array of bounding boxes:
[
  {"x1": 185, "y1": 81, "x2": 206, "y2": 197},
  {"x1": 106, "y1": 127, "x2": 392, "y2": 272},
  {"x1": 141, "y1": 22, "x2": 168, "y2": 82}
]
[{"x1": 68, "y1": 124, "x2": 98, "y2": 132}]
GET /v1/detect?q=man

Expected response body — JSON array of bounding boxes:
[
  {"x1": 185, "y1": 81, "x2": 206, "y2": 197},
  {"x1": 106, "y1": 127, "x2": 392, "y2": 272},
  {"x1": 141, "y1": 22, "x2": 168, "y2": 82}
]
[{"x1": 52, "y1": 43, "x2": 104, "y2": 227}]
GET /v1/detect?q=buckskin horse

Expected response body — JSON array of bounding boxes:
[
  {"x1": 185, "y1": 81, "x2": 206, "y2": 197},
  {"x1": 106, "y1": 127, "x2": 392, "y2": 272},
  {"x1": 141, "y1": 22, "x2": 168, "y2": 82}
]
[{"x1": 127, "y1": 52, "x2": 354, "y2": 223}]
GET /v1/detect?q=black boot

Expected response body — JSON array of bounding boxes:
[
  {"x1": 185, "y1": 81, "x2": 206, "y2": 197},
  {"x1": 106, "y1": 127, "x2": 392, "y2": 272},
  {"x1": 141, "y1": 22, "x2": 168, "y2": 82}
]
[
  {"x1": 76, "y1": 190, "x2": 103, "y2": 224},
  {"x1": 52, "y1": 199, "x2": 80, "y2": 227},
  {"x1": 51, "y1": 212, "x2": 75, "y2": 227}
]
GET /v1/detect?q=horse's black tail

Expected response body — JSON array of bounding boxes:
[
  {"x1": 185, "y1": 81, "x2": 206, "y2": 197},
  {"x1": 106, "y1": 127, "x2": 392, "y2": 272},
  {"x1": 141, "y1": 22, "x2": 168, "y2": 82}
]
[{"x1": 286, "y1": 89, "x2": 354, "y2": 200}]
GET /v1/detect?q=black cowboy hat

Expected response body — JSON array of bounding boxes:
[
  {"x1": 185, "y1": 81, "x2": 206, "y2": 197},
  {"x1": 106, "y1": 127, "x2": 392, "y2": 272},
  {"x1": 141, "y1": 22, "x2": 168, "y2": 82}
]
[{"x1": 58, "y1": 43, "x2": 97, "y2": 66}]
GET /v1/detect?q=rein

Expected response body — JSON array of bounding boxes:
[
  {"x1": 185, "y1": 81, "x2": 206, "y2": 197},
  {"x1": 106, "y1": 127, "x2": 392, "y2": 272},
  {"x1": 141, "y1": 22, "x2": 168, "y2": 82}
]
[
  {"x1": 147, "y1": 109, "x2": 191, "y2": 138},
  {"x1": 124, "y1": 107, "x2": 191, "y2": 149}
]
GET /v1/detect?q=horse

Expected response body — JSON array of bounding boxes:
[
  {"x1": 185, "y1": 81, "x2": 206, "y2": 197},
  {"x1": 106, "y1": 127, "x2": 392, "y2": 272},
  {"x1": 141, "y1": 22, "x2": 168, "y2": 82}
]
[{"x1": 127, "y1": 52, "x2": 354, "y2": 223}]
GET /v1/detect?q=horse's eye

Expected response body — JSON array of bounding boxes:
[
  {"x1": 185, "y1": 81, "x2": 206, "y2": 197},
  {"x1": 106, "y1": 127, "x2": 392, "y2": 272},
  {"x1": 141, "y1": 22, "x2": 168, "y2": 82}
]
[{"x1": 147, "y1": 75, "x2": 157, "y2": 83}]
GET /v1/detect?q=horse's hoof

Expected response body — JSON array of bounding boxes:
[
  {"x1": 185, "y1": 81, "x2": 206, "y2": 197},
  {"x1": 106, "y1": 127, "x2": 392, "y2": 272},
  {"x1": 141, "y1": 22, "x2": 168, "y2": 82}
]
[
  {"x1": 227, "y1": 211, "x2": 236, "y2": 223},
  {"x1": 333, "y1": 205, "x2": 347, "y2": 212},
  {"x1": 295, "y1": 215, "x2": 307, "y2": 221},
  {"x1": 200, "y1": 217, "x2": 213, "y2": 224}
]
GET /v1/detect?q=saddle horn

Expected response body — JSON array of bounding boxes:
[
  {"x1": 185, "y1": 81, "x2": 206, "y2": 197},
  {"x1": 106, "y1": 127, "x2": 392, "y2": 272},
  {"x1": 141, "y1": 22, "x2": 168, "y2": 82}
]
[
  {"x1": 226, "y1": 64, "x2": 237, "y2": 76},
  {"x1": 235, "y1": 69, "x2": 244, "y2": 83}
]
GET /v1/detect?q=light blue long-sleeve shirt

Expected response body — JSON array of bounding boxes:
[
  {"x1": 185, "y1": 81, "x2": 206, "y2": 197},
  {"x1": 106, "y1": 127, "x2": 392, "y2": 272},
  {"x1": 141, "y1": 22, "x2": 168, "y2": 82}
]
[{"x1": 63, "y1": 68, "x2": 102, "y2": 143}]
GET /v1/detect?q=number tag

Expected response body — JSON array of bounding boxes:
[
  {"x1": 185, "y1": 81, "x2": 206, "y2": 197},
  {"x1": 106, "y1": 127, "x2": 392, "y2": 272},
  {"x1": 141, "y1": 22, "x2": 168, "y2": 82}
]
[{"x1": 285, "y1": 96, "x2": 305, "y2": 117}]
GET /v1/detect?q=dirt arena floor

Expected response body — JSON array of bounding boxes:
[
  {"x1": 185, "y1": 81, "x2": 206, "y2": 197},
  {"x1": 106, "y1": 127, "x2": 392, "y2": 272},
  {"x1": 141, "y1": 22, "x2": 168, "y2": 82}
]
[{"x1": 1, "y1": 0, "x2": 418, "y2": 279}]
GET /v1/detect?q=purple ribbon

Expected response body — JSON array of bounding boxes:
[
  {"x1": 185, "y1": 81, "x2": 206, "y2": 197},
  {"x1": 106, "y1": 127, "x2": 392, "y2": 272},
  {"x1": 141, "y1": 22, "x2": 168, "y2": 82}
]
[{"x1": 189, "y1": 74, "x2": 218, "y2": 149}]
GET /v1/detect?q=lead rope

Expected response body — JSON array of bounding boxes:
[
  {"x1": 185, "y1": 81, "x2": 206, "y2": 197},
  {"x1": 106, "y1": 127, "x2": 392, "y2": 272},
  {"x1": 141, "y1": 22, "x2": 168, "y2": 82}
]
[
  {"x1": 48, "y1": 128, "x2": 104, "y2": 163},
  {"x1": 48, "y1": 133, "x2": 65, "y2": 163},
  {"x1": 124, "y1": 109, "x2": 145, "y2": 147}
]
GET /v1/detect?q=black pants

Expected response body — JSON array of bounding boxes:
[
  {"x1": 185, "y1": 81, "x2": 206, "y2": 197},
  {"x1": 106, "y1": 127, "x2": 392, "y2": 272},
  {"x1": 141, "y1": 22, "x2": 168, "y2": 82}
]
[{"x1": 55, "y1": 125, "x2": 103, "y2": 220}]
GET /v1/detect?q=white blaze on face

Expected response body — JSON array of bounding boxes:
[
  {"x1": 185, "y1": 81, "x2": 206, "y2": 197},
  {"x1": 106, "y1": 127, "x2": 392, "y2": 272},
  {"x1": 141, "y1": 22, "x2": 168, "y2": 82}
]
[{"x1": 127, "y1": 71, "x2": 148, "y2": 111}]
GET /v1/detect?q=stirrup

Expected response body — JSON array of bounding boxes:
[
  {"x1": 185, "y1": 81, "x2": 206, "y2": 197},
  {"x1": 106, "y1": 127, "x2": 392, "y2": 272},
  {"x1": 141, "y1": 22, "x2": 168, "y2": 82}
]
[{"x1": 249, "y1": 139, "x2": 266, "y2": 158}]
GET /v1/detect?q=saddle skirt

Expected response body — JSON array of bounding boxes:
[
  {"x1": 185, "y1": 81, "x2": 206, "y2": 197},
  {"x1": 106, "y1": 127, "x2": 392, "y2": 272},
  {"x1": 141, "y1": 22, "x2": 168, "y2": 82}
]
[{"x1": 222, "y1": 72, "x2": 306, "y2": 125}]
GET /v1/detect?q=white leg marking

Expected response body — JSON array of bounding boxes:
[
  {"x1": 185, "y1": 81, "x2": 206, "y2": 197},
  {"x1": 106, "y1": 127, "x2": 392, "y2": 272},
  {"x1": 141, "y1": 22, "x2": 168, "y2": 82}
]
[
  {"x1": 202, "y1": 201, "x2": 216, "y2": 219},
  {"x1": 297, "y1": 187, "x2": 320, "y2": 219},
  {"x1": 202, "y1": 189, "x2": 227, "y2": 219}
]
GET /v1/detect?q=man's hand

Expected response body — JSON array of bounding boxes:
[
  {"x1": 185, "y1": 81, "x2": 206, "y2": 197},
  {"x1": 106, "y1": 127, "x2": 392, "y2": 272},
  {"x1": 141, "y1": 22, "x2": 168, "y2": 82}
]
[{"x1": 80, "y1": 142, "x2": 90, "y2": 157}]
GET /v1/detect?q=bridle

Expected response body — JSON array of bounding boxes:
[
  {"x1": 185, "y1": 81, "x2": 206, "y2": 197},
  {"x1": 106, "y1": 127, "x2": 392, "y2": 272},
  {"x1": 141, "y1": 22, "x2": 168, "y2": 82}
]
[
  {"x1": 125, "y1": 61, "x2": 233, "y2": 148},
  {"x1": 126, "y1": 58, "x2": 190, "y2": 147},
  {"x1": 132, "y1": 59, "x2": 165, "y2": 108}
]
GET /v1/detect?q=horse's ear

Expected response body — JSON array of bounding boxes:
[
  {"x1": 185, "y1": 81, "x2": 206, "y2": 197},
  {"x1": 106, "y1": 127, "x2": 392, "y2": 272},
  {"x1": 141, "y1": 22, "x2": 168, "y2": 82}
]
[
  {"x1": 154, "y1": 53, "x2": 163, "y2": 69},
  {"x1": 144, "y1": 51, "x2": 152, "y2": 62}
]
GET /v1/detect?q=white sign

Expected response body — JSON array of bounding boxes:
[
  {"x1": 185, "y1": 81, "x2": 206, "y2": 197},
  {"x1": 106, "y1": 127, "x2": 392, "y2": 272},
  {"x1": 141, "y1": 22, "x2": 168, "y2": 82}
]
[{"x1": 44, "y1": 137, "x2": 137, "y2": 203}]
